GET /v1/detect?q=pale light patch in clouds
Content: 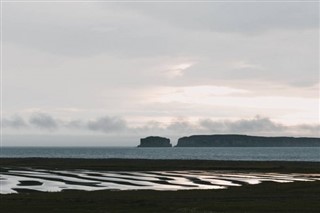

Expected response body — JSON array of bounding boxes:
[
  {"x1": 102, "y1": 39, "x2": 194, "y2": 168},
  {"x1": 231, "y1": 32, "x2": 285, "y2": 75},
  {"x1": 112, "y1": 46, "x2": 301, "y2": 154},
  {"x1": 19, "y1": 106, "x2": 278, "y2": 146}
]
[
  {"x1": 152, "y1": 85, "x2": 248, "y2": 105},
  {"x1": 164, "y1": 62, "x2": 195, "y2": 78},
  {"x1": 155, "y1": 90, "x2": 317, "y2": 111},
  {"x1": 153, "y1": 85, "x2": 249, "y2": 103},
  {"x1": 232, "y1": 61, "x2": 263, "y2": 70}
]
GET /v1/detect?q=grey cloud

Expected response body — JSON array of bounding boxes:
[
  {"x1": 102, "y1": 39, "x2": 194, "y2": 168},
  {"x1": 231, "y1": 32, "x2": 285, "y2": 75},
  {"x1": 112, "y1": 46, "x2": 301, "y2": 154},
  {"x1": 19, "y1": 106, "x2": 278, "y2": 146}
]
[
  {"x1": 133, "y1": 116, "x2": 319, "y2": 137},
  {"x1": 3, "y1": 3, "x2": 179, "y2": 57},
  {"x1": 3, "y1": 115, "x2": 27, "y2": 129},
  {"x1": 4, "y1": 2, "x2": 318, "y2": 91},
  {"x1": 87, "y1": 116, "x2": 127, "y2": 133},
  {"x1": 29, "y1": 113, "x2": 58, "y2": 130},
  {"x1": 125, "y1": 2, "x2": 319, "y2": 33},
  {"x1": 199, "y1": 116, "x2": 285, "y2": 134},
  {"x1": 198, "y1": 116, "x2": 319, "y2": 137},
  {"x1": 289, "y1": 124, "x2": 320, "y2": 136},
  {"x1": 166, "y1": 120, "x2": 197, "y2": 133},
  {"x1": 3, "y1": 114, "x2": 319, "y2": 137},
  {"x1": 3, "y1": 114, "x2": 127, "y2": 133},
  {"x1": 3, "y1": 113, "x2": 59, "y2": 130},
  {"x1": 6, "y1": 2, "x2": 317, "y2": 58}
]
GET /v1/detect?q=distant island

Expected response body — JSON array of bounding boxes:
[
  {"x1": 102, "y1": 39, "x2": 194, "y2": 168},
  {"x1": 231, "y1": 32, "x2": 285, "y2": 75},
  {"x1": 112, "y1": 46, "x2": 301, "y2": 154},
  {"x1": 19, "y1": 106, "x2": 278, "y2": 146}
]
[
  {"x1": 137, "y1": 136, "x2": 172, "y2": 147},
  {"x1": 175, "y1": 134, "x2": 320, "y2": 147},
  {"x1": 137, "y1": 134, "x2": 320, "y2": 147}
]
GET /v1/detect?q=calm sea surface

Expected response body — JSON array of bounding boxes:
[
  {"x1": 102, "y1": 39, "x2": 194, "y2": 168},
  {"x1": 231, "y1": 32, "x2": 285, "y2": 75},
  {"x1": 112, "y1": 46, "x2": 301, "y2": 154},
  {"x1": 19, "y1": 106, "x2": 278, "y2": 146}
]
[{"x1": 1, "y1": 147, "x2": 319, "y2": 161}]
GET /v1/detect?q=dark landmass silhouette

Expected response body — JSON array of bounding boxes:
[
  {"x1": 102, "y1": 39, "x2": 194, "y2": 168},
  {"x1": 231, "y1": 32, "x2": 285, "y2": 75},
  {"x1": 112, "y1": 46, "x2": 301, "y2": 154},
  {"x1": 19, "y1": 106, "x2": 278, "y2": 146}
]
[
  {"x1": 175, "y1": 134, "x2": 320, "y2": 147},
  {"x1": 138, "y1": 136, "x2": 172, "y2": 147}
]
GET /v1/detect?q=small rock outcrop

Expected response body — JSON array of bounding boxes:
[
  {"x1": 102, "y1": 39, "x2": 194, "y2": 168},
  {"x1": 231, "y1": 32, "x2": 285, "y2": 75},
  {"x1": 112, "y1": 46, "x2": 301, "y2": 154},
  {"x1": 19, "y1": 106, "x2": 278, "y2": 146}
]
[{"x1": 138, "y1": 136, "x2": 172, "y2": 147}]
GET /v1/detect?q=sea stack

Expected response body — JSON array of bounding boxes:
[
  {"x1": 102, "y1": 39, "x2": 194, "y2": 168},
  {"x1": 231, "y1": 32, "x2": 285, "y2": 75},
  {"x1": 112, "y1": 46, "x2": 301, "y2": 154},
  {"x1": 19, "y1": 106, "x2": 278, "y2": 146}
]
[{"x1": 138, "y1": 136, "x2": 172, "y2": 147}]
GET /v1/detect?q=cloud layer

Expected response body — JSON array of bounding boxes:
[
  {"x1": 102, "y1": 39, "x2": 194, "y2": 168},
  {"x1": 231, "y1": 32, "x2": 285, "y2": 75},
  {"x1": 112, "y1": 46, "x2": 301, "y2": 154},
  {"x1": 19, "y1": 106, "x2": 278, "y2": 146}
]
[{"x1": 3, "y1": 114, "x2": 319, "y2": 137}]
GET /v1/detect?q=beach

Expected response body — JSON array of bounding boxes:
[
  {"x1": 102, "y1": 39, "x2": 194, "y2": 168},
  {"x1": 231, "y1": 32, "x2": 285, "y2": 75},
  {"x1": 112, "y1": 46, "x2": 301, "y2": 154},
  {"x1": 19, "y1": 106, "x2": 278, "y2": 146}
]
[{"x1": 1, "y1": 158, "x2": 320, "y2": 213}]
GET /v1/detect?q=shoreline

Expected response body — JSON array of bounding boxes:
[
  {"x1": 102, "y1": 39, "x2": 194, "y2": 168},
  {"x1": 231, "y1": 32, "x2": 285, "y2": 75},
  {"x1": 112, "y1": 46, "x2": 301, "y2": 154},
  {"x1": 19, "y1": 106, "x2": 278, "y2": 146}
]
[{"x1": 1, "y1": 158, "x2": 320, "y2": 173}]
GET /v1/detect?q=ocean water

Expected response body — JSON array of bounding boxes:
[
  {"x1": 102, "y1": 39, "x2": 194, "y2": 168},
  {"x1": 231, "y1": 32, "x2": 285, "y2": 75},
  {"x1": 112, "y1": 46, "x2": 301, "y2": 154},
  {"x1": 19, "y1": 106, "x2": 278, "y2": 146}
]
[{"x1": 1, "y1": 147, "x2": 319, "y2": 161}]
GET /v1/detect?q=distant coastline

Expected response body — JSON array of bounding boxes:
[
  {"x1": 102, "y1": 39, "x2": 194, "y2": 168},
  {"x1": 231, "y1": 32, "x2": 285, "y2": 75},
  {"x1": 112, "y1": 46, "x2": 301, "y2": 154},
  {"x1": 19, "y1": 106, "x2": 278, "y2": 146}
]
[{"x1": 138, "y1": 134, "x2": 320, "y2": 147}]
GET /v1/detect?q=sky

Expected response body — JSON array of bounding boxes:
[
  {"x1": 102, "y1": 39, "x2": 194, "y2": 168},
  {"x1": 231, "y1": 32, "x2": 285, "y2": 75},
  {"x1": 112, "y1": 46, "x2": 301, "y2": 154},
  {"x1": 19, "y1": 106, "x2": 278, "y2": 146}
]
[{"x1": 1, "y1": 0, "x2": 319, "y2": 146}]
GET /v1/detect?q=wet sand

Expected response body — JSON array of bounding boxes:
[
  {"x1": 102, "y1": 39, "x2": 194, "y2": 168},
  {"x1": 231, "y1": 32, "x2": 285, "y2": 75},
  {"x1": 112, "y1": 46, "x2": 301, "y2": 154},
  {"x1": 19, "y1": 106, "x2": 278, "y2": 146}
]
[
  {"x1": 3, "y1": 168, "x2": 319, "y2": 194},
  {"x1": 1, "y1": 158, "x2": 320, "y2": 212}
]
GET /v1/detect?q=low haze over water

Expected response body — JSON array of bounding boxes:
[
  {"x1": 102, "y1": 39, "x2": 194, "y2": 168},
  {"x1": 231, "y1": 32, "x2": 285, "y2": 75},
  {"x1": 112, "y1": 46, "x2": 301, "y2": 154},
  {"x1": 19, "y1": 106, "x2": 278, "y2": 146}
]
[{"x1": 2, "y1": 147, "x2": 319, "y2": 162}]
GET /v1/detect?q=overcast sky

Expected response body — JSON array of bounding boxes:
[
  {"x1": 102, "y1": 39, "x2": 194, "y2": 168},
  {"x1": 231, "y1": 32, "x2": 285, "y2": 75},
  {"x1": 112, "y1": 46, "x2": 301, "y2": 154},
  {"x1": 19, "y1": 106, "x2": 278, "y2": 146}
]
[{"x1": 2, "y1": 1, "x2": 319, "y2": 146}]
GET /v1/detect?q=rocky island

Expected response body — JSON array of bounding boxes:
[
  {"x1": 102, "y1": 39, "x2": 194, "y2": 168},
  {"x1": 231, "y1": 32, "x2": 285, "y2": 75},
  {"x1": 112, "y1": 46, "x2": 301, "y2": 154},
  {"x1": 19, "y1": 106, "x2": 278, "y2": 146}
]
[
  {"x1": 175, "y1": 134, "x2": 320, "y2": 147},
  {"x1": 137, "y1": 136, "x2": 172, "y2": 147}
]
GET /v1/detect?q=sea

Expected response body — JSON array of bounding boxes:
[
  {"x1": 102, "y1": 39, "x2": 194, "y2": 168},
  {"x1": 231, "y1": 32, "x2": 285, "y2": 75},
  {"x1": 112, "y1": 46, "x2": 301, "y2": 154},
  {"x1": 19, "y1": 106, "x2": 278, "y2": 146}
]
[{"x1": 1, "y1": 147, "x2": 319, "y2": 162}]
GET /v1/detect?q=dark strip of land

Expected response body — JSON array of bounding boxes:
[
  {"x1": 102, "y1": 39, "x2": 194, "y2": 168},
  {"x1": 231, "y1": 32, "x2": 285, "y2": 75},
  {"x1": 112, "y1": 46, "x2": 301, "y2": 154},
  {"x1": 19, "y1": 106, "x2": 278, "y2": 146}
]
[{"x1": 1, "y1": 158, "x2": 320, "y2": 173}]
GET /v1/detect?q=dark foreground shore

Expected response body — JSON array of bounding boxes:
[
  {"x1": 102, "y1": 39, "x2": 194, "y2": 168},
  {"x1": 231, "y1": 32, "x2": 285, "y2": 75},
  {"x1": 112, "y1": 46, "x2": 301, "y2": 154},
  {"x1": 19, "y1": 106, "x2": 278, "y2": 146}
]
[
  {"x1": 2, "y1": 158, "x2": 320, "y2": 172},
  {"x1": 1, "y1": 158, "x2": 320, "y2": 213}
]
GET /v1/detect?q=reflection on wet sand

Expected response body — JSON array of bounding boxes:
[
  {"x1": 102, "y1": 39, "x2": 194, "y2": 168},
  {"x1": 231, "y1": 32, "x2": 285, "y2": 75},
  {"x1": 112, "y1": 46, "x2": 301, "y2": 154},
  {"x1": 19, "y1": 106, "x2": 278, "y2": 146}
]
[{"x1": 1, "y1": 168, "x2": 319, "y2": 194}]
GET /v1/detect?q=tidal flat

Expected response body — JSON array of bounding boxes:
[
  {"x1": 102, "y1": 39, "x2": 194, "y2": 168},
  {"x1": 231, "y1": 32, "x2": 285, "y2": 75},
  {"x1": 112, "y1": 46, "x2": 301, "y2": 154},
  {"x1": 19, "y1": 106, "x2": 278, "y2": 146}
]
[{"x1": 1, "y1": 158, "x2": 320, "y2": 213}]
